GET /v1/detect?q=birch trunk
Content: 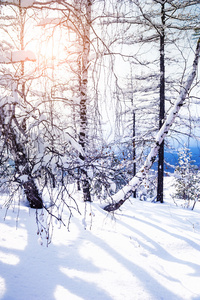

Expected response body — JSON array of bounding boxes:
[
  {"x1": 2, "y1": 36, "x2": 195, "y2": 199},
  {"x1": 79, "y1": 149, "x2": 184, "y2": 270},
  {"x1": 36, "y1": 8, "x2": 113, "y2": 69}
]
[
  {"x1": 79, "y1": 0, "x2": 92, "y2": 202},
  {"x1": 104, "y1": 38, "x2": 200, "y2": 212}
]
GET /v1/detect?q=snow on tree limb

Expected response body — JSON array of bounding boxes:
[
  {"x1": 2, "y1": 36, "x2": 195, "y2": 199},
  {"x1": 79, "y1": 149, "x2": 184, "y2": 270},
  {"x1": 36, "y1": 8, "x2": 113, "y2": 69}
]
[
  {"x1": 64, "y1": 132, "x2": 85, "y2": 157},
  {"x1": 0, "y1": 0, "x2": 34, "y2": 7},
  {"x1": 0, "y1": 50, "x2": 36, "y2": 64},
  {"x1": 104, "y1": 38, "x2": 200, "y2": 212},
  {"x1": 37, "y1": 18, "x2": 61, "y2": 26}
]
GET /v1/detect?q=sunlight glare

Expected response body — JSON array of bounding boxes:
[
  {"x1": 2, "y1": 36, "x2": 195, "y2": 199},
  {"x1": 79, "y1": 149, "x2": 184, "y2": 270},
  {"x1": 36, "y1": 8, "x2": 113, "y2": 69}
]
[{"x1": 33, "y1": 21, "x2": 67, "y2": 71}]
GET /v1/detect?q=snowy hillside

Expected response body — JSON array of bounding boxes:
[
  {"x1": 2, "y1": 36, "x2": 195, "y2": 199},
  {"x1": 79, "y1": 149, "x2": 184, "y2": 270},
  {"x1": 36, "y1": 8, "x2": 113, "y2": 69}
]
[{"x1": 0, "y1": 177, "x2": 200, "y2": 300}]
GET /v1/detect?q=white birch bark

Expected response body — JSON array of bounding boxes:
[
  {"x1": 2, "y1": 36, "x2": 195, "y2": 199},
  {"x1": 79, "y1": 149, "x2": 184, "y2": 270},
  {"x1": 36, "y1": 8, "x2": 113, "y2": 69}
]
[
  {"x1": 79, "y1": 0, "x2": 92, "y2": 202},
  {"x1": 104, "y1": 38, "x2": 200, "y2": 212}
]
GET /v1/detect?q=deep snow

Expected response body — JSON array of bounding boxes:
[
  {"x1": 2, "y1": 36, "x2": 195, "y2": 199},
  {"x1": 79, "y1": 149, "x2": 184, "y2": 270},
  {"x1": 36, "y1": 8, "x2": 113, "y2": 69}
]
[{"x1": 0, "y1": 177, "x2": 200, "y2": 300}]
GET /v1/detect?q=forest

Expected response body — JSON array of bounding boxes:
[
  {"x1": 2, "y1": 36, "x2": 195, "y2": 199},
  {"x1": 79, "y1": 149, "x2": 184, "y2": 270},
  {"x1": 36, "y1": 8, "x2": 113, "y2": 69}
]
[
  {"x1": 0, "y1": 0, "x2": 200, "y2": 226},
  {"x1": 1, "y1": 1, "x2": 200, "y2": 300}
]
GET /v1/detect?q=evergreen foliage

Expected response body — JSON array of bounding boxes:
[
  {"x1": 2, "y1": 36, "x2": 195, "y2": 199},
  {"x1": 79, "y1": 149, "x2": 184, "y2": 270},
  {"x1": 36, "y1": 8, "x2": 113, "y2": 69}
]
[{"x1": 173, "y1": 146, "x2": 200, "y2": 210}]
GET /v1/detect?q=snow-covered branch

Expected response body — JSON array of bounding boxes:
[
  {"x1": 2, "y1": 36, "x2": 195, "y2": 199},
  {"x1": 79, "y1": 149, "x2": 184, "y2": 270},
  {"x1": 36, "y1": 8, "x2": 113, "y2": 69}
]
[
  {"x1": 0, "y1": 50, "x2": 36, "y2": 64},
  {"x1": 104, "y1": 38, "x2": 200, "y2": 212},
  {"x1": 0, "y1": 0, "x2": 34, "y2": 7}
]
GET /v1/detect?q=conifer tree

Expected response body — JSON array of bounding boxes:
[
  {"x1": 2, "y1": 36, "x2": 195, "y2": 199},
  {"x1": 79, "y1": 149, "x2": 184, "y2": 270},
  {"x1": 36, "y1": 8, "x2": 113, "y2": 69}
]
[{"x1": 174, "y1": 146, "x2": 199, "y2": 209}]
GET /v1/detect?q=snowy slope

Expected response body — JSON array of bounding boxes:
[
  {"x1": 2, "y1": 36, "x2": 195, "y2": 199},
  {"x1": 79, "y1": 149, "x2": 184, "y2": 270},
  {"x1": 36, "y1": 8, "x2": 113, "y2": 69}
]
[{"x1": 0, "y1": 177, "x2": 200, "y2": 300}]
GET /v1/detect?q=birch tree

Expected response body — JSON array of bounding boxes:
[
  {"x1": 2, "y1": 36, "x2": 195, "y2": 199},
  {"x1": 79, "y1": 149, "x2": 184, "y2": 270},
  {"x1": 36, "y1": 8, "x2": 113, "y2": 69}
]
[
  {"x1": 113, "y1": 0, "x2": 200, "y2": 204},
  {"x1": 104, "y1": 37, "x2": 200, "y2": 212},
  {"x1": 1, "y1": 0, "x2": 199, "y2": 216}
]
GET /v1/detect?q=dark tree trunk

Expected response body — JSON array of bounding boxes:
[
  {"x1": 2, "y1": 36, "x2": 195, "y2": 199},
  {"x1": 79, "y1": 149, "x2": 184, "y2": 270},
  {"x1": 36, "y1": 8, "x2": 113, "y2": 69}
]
[
  {"x1": 130, "y1": 72, "x2": 136, "y2": 198},
  {"x1": 81, "y1": 168, "x2": 91, "y2": 202},
  {"x1": 6, "y1": 115, "x2": 43, "y2": 209},
  {"x1": 157, "y1": 2, "x2": 165, "y2": 203},
  {"x1": 14, "y1": 141, "x2": 43, "y2": 209},
  {"x1": 157, "y1": 141, "x2": 164, "y2": 202},
  {"x1": 15, "y1": 6, "x2": 43, "y2": 208},
  {"x1": 23, "y1": 178, "x2": 43, "y2": 208},
  {"x1": 132, "y1": 106, "x2": 136, "y2": 198}
]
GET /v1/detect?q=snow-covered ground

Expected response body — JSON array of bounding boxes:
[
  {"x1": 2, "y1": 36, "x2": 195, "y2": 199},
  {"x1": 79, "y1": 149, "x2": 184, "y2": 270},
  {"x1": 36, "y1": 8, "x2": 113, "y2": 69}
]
[{"x1": 0, "y1": 177, "x2": 200, "y2": 300}]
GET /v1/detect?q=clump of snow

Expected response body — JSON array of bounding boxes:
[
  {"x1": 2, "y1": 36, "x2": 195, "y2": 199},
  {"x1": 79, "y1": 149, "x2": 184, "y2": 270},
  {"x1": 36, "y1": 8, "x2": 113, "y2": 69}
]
[
  {"x1": 0, "y1": 50, "x2": 36, "y2": 64},
  {"x1": 11, "y1": 50, "x2": 36, "y2": 62},
  {"x1": 1, "y1": 0, "x2": 34, "y2": 7},
  {"x1": 64, "y1": 132, "x2": 85, "y2": 156},
  {"x1": 20, "y1": 0, "x2": 34, "y2": 7},
  {"x1": 18, "y1": 175, "x2": 28, "y2": 183},
  {"x1": 38, "y1": 18, "x2": 61, "y2": 26}
]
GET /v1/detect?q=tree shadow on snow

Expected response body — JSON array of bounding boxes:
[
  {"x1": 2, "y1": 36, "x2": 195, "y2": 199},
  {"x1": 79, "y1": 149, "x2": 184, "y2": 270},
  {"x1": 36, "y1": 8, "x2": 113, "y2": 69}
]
[
  {"x1": 0, "y1": 207, "x2": 113, "y2": 300},
  {"x1": 113, "y1": 210, "x2": 200, "y2": 293},
  {"x1": 70, "y1": 217, "x2": 184, "y2": 300},
  {"x1": 1, "y1": 202, "x2": 200, "y2": 300}
]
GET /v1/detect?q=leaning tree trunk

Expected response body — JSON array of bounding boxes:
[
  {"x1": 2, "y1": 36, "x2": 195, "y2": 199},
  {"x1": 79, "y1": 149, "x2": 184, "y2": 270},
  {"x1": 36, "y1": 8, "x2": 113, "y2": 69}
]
[
  {"x1": 22, "y1": 178, "x2": 43, "y2": 209},
  {"x1": 17, "y1": 6, "x2": 42, "y2": 208},
  {"x1": 10, "y1": 120, "x2": 43, "y2": 209},
  {"x1": 0, "y1": 102, "x2": 43, "y2": 209},
  {"x1": 0, "y1": 4, "x2": 42, "y2": 209},
  {"x1": 104, "y1": 38, "x2": 200, "y2": 212}
]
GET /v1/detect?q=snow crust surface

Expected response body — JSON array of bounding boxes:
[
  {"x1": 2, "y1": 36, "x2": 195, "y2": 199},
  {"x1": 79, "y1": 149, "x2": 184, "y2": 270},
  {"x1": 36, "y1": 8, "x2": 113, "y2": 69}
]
[{"x1": 0, "y1": 177, "x2": 200, "y2": 300}]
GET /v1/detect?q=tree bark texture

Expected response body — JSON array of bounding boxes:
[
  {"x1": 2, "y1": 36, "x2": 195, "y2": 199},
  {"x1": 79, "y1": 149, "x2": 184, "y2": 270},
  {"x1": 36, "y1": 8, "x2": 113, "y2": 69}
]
[
  {"x1": 157, "y1": 2, "x2": 165, "y2": 203},
  {"x1": 132, "y1": 105, "x2": 136, "y2": 198},
  {"x1": 78, "y1": 0, "x2": 92, "y2": 202},
  {"x1": 11, "y1": 124, "x2": 43, "y2": 208}
]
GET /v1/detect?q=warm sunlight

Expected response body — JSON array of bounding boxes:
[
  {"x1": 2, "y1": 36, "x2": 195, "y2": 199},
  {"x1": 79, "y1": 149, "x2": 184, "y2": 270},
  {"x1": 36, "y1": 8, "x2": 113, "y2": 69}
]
[
  {"x1": 1, "y1": 1, "x2": 200, "y2": 300},
  {"x1": 33, "y1": 21, "x2": 67, "y2": 71},
  {"x1": 29, "y1": 17, "x2": 79, "y2": 103}
]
